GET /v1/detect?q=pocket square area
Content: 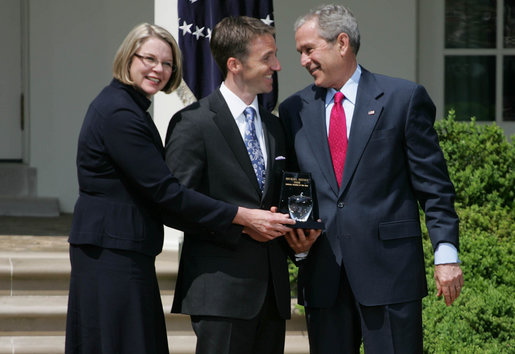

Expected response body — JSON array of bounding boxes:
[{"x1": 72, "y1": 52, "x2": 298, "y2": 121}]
[{"x1": 275, "y1": 156, "x2": 286, "y2": 160}]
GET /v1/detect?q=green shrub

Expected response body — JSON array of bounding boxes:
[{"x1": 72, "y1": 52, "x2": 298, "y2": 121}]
[
  {"x1": 288, "y1": 113, "x2": 515, "y2": 351},
  {"x1": 422, "y1": 205, "x2": 514, "y2": 352},
  {"x1": 288, "y1": 258, "x2": 298, "y2": 297},
  {"x1": 418, "y1": 114, "x2": 514, "y2": 352},
  {"x1": 434, "y1": 110, "x2": 515, "y2": 209}
]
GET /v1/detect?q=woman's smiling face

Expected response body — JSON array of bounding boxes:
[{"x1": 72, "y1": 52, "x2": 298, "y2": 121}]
[{"x1": 129, "y1": 36, "x2": 174, "y2": 97}]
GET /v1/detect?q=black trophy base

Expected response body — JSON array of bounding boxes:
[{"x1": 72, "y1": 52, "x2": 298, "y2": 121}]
[{"x1": 288, "y1": 219, "x2": 325, "y2": 230}]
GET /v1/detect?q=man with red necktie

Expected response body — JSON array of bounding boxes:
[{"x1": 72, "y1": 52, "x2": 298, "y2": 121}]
[{"x1": 279, "y1": 4, "x2": 463, "y2": 353}]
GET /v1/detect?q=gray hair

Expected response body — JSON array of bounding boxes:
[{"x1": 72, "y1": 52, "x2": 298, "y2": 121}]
[{"x1": 294, "y1": 4, "x2": 360, "y2": 55}]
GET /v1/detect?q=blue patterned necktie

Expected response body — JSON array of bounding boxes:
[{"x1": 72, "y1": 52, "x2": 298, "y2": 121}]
[{"x1": 243, "y1": 107, "x2": 266, "y2": 192}]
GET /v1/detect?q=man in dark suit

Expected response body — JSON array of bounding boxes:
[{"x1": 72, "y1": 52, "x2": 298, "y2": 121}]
[
  {"x1": 279, "y1": 4, "x2": 464, "y2": 353},
  {"x1": 165, "y1": 16, "x2": 319, "y2": 354}
]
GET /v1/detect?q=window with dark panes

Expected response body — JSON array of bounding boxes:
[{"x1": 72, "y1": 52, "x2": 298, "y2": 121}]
[{"x1": 444, "y1": 0, "x2": 515, "y2": 122}]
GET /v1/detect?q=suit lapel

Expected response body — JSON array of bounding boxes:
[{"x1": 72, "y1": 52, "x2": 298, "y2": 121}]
[
  {"x1": 260, "y1": 108, "x2": 278, "y2": 199},
  {"x1": 339, "y1": 69, "x2": 384, "y2": 195},
  {"x1": 209, "y1": 90, "x2": 262, "y2": 195},
  {"x1": 299, "y1": 87, "x2": 341, "y2": 196}
]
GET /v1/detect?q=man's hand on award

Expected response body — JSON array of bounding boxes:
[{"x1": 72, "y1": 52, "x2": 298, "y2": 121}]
[
  {"x1": 234, "y1": 207, "x2": 294, "y2": 242},
  {"x1": 284, "y1": 226, "x2": 321, "y2": 254}
]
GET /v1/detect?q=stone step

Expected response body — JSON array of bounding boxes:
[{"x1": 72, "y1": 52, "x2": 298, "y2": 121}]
[
  {"x1": 0, "y1": 197, "x2": 59, "y2": 217},
  {"x1": 0, "y1": 246, "x2": 178, "y2": 295},
  {"x1": 0, "y1": 295, "x2": 185, "y2": 334},
  {"x1": 0, "y1": 216, "x2": 72, "y2": 237},
  {"x1": 0, "y1": 164, "x2": 36, "y2": 198},
  {"x1": 0, "y1": 162, "x2": 59, "y2": 217},
  {"x1": 0, "y1": 295, "x2": 307, "y2": 335},
  {"x1": 0, "y1": 334, "x2": 310, "y2": 354},
  {"x1": 0, "y1": 235, "x2": 310, "y2": 353}
]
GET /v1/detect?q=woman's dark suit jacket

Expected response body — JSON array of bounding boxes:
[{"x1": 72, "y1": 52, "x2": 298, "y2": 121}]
[{"x1": 69, "y1": 79, "x2": 241, "y2": 256}]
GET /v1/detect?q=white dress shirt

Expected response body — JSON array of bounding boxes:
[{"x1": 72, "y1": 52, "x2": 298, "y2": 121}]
[{"x1": 219, "y1": 82, "x2": 268, "y2": 168}]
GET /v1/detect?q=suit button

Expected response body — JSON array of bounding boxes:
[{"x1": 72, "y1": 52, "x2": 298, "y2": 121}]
[{"x1": 337, "y1": 202, "x2": 345, "y2": 208}]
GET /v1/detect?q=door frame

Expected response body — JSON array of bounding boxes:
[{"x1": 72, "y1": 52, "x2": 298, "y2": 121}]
[{"x1": 21, "y1": 0, "x2": 30, "y2": 163}]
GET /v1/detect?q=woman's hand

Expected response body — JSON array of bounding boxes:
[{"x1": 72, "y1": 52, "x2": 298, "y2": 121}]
[{"x1": 234, "y1": 207, "x2": 294, "y2": 242}]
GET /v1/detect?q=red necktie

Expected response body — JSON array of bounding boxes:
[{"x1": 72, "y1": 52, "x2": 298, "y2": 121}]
[{"x1": 328, "y1": 92, "x2": 347, "y2": 188}]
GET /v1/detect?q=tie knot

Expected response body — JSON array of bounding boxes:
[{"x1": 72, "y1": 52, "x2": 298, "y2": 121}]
[
  {"x1": 334, "y1": 92, "x2": 344, "y2": 105},
  {"x1": 244, "y1": 107, "x2": 256, "y2": 123}
]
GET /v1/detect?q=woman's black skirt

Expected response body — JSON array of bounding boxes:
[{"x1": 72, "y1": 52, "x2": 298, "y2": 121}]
[{"x1": 65, "y1": 244, "x2": 168, "y2": 353}]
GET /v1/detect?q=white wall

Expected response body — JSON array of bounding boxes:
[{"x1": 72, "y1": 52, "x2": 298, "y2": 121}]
[
  {"x1": 153, "y1": 0, "x2": 181, "y2": 140},
  {"x1": 153, "y1": 0, "x2": 418, "y2": 129},
  {"x1": 152, "y1": 0, "x2": 417, "y2": 250},
  {"x1": 28, "y1": 0, "x2": 153, "y2": 212},
  {"x1": 274, "y1": 0, "x2": 417, "y2": 102},
  {"x1": 28, "y1": 0, "x2": 417, "y2": 212}
]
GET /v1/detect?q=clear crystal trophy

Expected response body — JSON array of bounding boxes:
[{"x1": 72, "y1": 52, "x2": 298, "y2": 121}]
[{"x1": 279, "y1": 171, "x2": 324, "y2": 229}]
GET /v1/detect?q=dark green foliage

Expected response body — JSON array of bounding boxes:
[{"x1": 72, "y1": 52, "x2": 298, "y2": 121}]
[
  {"x1": 434, "y1": 110, "x2": 515, "y2": 209},
  {"x1": 422, "y1": 205, "x2": 514, "y2": 352},
  {"x1": 288, "y1": 112, "x2": 515, "y2": 351},
  {"x1": 288, "y1": 258, "x2": 298, "y2": 297},
  {"x1": 421, "y1": 114, "x2": 514, "y2": 351}
]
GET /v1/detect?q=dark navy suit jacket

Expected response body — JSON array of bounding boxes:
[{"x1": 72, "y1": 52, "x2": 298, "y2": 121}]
[
  {"x1": 279, "y1": 68, "x2": 459, "y2": 307},
  {"x1": 69, "y1": 79, "x2": 240, "y2": 257}
]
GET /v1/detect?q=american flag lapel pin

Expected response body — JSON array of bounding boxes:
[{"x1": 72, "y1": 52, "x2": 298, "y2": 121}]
[{"x1": 368, "y1": 110, "x2": 375, "y2": 115}]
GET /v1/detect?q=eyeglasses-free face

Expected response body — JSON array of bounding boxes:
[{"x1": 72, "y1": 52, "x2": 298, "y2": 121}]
[{"x1": 129, "y1": 37, "x2": 175, "y2": 98}]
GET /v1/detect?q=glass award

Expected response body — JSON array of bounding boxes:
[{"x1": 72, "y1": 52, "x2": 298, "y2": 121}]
[{"x1": 279, "y1": 171, "x2": 324, "y2": 229}]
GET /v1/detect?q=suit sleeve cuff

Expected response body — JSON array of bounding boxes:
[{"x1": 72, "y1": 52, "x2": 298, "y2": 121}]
[{"x1": 434, "y1": 242, "x2": 460, "y2": 265}]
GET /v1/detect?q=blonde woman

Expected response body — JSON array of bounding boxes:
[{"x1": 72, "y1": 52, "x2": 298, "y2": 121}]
[{"x1": 65, "y1": 23, "x2": 293, "y2": 354}]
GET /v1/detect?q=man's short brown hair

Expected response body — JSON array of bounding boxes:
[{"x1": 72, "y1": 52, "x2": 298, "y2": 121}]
[{"x1": 210, "y1": 16, "x2": 275, "y2": 78}]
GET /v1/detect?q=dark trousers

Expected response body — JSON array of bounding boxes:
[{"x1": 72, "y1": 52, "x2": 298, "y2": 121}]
[
  {"x1": 191, "y1": 282, "x2": 285, "y2": 354},
  {"x1": 305, "y1": 268, "x2": 423, "y2": 354}
]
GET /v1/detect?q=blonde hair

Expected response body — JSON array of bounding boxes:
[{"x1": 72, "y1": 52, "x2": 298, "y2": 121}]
[{"x1": 113, "y1": 23, "x2": 182, "y2": 93}]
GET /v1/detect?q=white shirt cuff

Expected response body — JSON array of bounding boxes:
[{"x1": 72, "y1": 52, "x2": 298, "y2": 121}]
[
  {"x1": 295, "y1": 251, "x2": 309, "y2": 262},
  {"x1": 434, "y1": 242, "x2": 460, "y2": 265}
]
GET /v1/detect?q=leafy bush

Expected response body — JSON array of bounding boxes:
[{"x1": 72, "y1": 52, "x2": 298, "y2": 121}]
[
  {"x1": 434, "y1": 110, "x2": 514, "y2": 209},
  {"x1": 288, "y1": 258, "x2": 298, "y2": 298},
  {"x1": 421, "y1": 114, "x2": 514, "y2": 351},
  {"x1": 422, "y1": 205, "x2": 514, "y2": 352},
  {"x1": 288, "y1": 112, "x2": 515, "y2": 352}
]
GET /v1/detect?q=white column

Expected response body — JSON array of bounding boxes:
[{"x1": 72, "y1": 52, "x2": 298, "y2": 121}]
[{"x1": 154, "y1": 0, "x2": 184, "y2": 251}]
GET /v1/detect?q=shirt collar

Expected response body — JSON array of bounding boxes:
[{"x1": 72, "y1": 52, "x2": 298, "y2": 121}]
[
  {"x1": 325, "y1": 64, "x2": 362, "y2": 106},
  {"x1": 220, "y1": 82, "x2": 259, "y2": 119}
]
